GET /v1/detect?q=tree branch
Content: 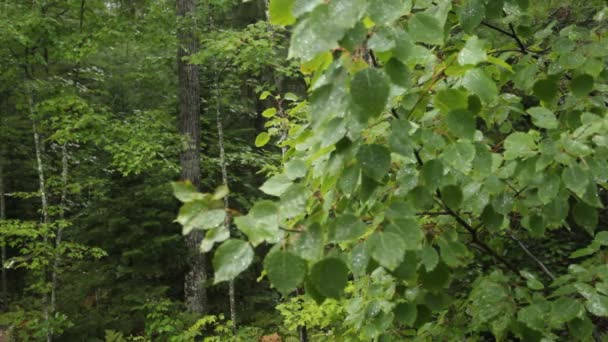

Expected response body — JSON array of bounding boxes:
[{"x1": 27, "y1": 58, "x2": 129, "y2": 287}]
[{"x1": 508, "y1": 231, "x2": 556, "y2": 281}]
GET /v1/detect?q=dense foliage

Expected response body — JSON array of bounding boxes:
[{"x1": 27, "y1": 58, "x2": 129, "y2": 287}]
[{"x1": 2, "y1": 0, "x2": 608, "y2": 341}]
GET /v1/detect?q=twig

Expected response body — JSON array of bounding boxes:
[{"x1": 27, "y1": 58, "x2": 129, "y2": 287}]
[{"x1": 507, "y1": 231, "x2": 556, "y2": 281}]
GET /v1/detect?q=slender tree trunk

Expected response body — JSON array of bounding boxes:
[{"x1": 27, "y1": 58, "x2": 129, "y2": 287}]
[
  {"x1": 177, "y1": 0, "x2": 207, "y2": 314},
  {"x1": 31, "y1": 96, "x2": 52, "y2": 342},
  {"x1": 214, "y1": 78, "x2": 237, "y2": 332},
  {"x1": 0, "y1": 147, "x2": 7, "y2": 308},
  {"x1": 50, "y1": 143, "x2": 67, "y2": 327}
]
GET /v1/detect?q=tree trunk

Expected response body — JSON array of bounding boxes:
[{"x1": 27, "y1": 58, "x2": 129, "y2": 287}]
[
  {"x1": 50, "y1": 143, "x2": 67, "y2": 326},
  {"x1": 0, "y1": 146, "x2": 7, "y2": 309},
  {"x1": 31, "y1": 99, "x2": 52, "y2": 342},
  {"x1": 214, "y1": 78, "x2": 237, "y2": 331},
  {"x1": 177, "y1": 0, "x2": 207, "y2": 314}
]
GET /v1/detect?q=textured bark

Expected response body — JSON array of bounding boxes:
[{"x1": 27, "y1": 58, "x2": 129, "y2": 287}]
[{"x1": 177, "y1": 0, "x2": 207, "y2": 314}]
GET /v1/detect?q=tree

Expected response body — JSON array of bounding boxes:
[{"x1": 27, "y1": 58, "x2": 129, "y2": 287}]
[{"x1": 189, "y1": 0, "x2": 608, "y2": 340}]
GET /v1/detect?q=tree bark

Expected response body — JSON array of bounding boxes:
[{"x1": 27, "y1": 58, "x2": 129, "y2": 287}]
[
  {"x1": 177, "y1": 0, "x2": 207, "y2": 314},
  {"x1": 214, "y1": 77, "x2": 237, "y2": 331},
  {"x1": 50, "y1": 143, "x2": 68, "y2": 326},
  {"x1": 0, "y1": 146, "x2": 7, "y2": 309},
  {"x1": 31, "y1": 95, "x2": 52, "y2": 342}
]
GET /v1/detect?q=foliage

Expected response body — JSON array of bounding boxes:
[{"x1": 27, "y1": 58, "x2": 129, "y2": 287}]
[{"x1": 191, "y1": 0, "x2": 608, "y2": 340}]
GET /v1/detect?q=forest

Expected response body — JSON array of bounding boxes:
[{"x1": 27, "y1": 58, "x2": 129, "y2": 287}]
[{"x1": 1, "y1": 0, "x2": 608, "y2": 341}]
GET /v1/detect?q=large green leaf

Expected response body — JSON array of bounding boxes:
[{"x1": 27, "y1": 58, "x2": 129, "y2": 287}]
[
  {"x1": 350, "y1": 68, "x2": 391, "y2": 121},
  {"x1": 462, "y1": 68, "x2": 497, "y2": 104},
  {"x1": 408, "y1": 12, "x2": 444, "y2": 45},
  {"x1": 213, "y1": 240, "x2": 254, "y2": 284},
  {"x1": 367, "y1": 0, "x2": 409, "y2": 25},
  {"x1": 328, "y1": 214, "x2": 367, "y2": 242},
  {"x1": 264, "y1": 251, "x2": 307, "y2": 294},
  {"x1": 357, "y1": 144, "x2": 392, "y2": 181},
  {"x1": 503, "y1": 132, "x2": 537, "y2": 160},
  {"x1": 176, "y1": 201, "x2": 226, "y2": 235},
  {"x1": 260, "y1": 174, "x2": 293, "y2": 197},
  {"x1": 235, "y1": 201, "x2": 282, "y2": 246},
  {"x1": 457, "y1": 36, "x2": 487, "y2": 65},
  {"x1": 562, "y1": 164, "x2": 589, "y2": 198},
  {"x1": 527, "y1": 107, "x2": 558, "y2": 130},
  {"x1": 445, "y1": 109, "x2": 476, "y2": 139},
  {"x1": 269, "y1": 0, "x2": 296, "y2": 25},
  {"x1": 310, "y1": 258, "x2": 349, "y2": 299},
  {"x1": 442, "y1": 140, "x2": 476, "y2": 174},
  {"x1": 570, "y1": 74, "x2": 594, "y2": 97},
  {"x1": 368, "y1": 231, "x2": 406, "y2": 270},
  {"x1": 459, "y1": 0, "x2": 486, "y2": 33}
]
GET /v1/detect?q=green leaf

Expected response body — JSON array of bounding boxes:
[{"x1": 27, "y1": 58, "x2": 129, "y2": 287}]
[
  {"x1": 480, "y1": 204, "x2": 504, "y2": 231},
  {"x1": 357, "y1": 144, "x2": 391, "y2": 181},
  {"x1": 280, "y1": 184, "x2": 310, "y2": 219},
  {"x1": 310, "y1": 258, "x2": 349, "y2": 299},
  {"x1": 350, "y1": 243, "x2": 371, "y2": 277},
  {"x1": 457, "y1": 36, "x2": 487, "y2": 65},
  {"x1": 255, "y1": 132, "x2": 270, "y2": 147},
  {"x1": 385, "y1": 58, "x2": 410, "y2": 88},
  {"x1": 387, "y1": 218, "x2": 423, "y2": 251},
  {"x1": 434, "y1": 88, "x2": 468, "y2": 113},
  {"x1": 533, "y1": 78, "x2": 558, "y2": 102},
  {"x1": 520, "y1": 271, "x2": 544, "y2": 290},
  {"x1": 421, "y1": 245, "x2": 439, "y2": 272},
  {"x1": 262, "y1": 108, "x2": 277, "y2": 118},
  {"x1": 368, "y1": 0, "x2": 409, "y2": 25},
  {"x1": 570, "y1": 74, "x2": 594, "y2": 97},
  {"x1": 328, "y1": 214, "x2": 367, "y2": 242},
  {"x1": 445, "y1": 109, "x2": 476, "y2": 139},
  {"x1": 421, "y1": 159, "x2": 444, "y2": 188},
  {"x1": 419, "y1": 262, "x2": 450, "y2": 291},
  {"x1": 213, "y1": 240, "x2": 254, "y2": 284},
  {"x1": 292, "y1": 223, "x2": 324, "y2": 261},
  {"x1": 442, "y1": 140, "x2": 476, "y2": 174},
  {"x1": 573, "y1": 201, "x2": 598, "y2": 234},
  {"x1": 172, "y1": 181, "x2": 203, "y2": 202},
  {"x1": 462, "y1": 68, "x2": 497, "y2": 104},
  {"x1": 260, "y1": 174, "x2": 293, "y2": 197},
  {"x1": 538, "y1": 172, "x2": 561, "y2": 204},
  {"x1": 177, "y1": 202, "x2": 226, "y2": 235},
  {"x1": 236, "y1": 201, "x2": 282, "y2": 246},
  {"x1": 200, "y1": 226, "x2": 230, "y2": 253},
  {"x1": 264, "y1": 251, "x2": 307, "y2": 295},
  {"x1": 288, "y1": 5, "x2": 342, "y2": 61},
  {"x1": 394, "y1": 303, "x2": 417, "y2": 326},
  {"x1": 408, "y1": 13, "x2": 444, "y2": 45},
  {"x1": 350, "y1": 68, "x2": 391, "y2": 121},
  {"x1": 527, "y1": 107, "x2": 558, "y2": 130},
  {"x1": 562, "y1": 164, "x2": 589, "y2": 198},
  {"x1": 551, "y1": 297, "x2": 584, "y2": 324},
  {"x1": 504, "y1": 132, "x2": 537, "y2": 160},
  {"x1": 441, "y1": 185, "x2": 463, "y2": 209},
  {"x1": 285, "y1": 159, "x2": 307, "y2": 180},
  {"x1": 368, "y1": 231, "x2": 406, "y2": 271},
  {"x1": 269, "y1": 0, "x2": 296, "y2": 25},
  {"x1": 389, "y1": 119, "x2": 414, "y2": 156},
  {"x1": 459, "y1": 0, "x2": 486, "y2": 33}
]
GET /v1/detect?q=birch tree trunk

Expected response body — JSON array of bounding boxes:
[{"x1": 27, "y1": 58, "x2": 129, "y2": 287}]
[
  {"x1": 177, "y1": 0, "x2": 207, "y2": 314},
  {"x1": 49, "y1": 143, "x2": 67, "y2": 327},
  {"x1": 31, "y1": 97, "x2": 52, "y2": 342},
  {"x1": 214, "y1": 78, "x2": 237, "y2": 331}
]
